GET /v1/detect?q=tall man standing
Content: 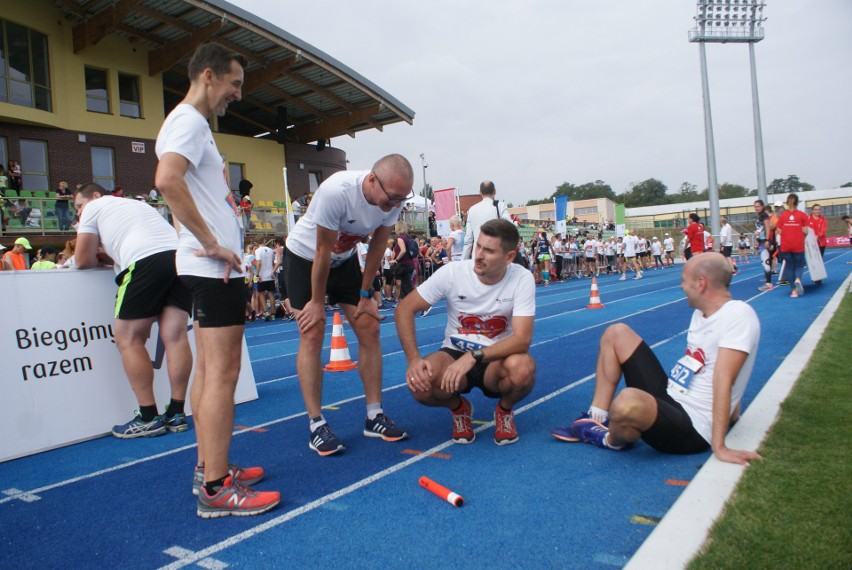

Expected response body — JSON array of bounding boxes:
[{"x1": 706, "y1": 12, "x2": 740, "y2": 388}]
[
  {"x1": 285, "y1": 155, "x2": 413, "y2": 456},
  {"x1": 155, "y1": 42, "x2": 279, "y2": 518},
  {"x1": 74, "y1": 184, "x2": 193, "y2": 439},
  {"x1": 462, "y1": 180, "x2": 511, "y2": 260},
  {"x1": 396, "y1": 219, "x2": 536, "y2": 445}
]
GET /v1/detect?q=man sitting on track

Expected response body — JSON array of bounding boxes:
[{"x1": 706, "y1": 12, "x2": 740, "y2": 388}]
[
  {"x1": 551, "y1": 253, "x2": 762, "y2": 466},
  {"x1": 396, "y1": 219, "x2": 537, "y2": 445}
]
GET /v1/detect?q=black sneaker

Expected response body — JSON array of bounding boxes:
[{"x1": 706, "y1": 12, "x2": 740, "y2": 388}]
[
  {"x1": 309, "y1": 424, "x2": 345, "y2": 456},
  {"x1": 363, "y1": 413, "x2": 408, "y2": 442}
]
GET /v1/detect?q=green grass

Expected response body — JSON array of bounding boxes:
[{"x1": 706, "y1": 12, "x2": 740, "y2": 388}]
[{"x1": 689, "y1": 292, "x2": 852, "y2": 569}]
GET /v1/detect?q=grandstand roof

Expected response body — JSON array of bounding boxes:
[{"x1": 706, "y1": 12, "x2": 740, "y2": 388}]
[{"x1": 54, "y1": 0, "x2": 414, "y2": 143}]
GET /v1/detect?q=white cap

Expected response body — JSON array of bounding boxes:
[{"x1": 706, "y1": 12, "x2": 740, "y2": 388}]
[
  {"x1": 774, "y1": 200, "x2": 783, "y2": 207},
  {"x1": 664, "y1": 233, "x2": 669, "y2": 236}
]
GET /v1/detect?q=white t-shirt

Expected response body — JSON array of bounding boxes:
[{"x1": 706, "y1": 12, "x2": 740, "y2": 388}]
[
  {"x1": 623, "y1": 235, "x2": 638, "y2": 257},
  {"x1": 651, "y1": 241, "x2": 661, "y2": 256},
  {"x1": 462, "y1": 197, "x2": 511, "y2": 259},
  {"x1": 583, "y1": 239, "x2": 596, "y2": 258},
  {"x1": 636, "y1": 238, "x2": 646, "y2": 254},
  {"x1": 155, "y1": 104, "x2": 243, "y2": 279},
  {"x1": 76, "y1": 195, "x2": 177, "y2": 274},
  {"x1": 254, "y1": 245, "x2": 275, "y2": 281},
  {"x1": 383, "y1": 247, "x2": 392, "y2": 270},
  {"x1": 720, "y1": 224, "x2": 733, "y2": 247},
  {"x1": 285, "y1": 170, "x2": 401, "y2": 267},
  {"x1": 663, "y1": 237, "x2": 674, "y2": 252},
  {"x1": 448, "y1": 228, "x2": 466, "y2": 261},
  {"x1": 667, "y1": 300, "x2": 760, "y2": 443},
  {"x1": 417, "y1": 261, "x2": 536, "y2": 352}
]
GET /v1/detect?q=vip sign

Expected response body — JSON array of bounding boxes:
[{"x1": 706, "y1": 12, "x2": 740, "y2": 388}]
[{"x1": 131, "y1": 141, "x2": 145, "y2": 153}]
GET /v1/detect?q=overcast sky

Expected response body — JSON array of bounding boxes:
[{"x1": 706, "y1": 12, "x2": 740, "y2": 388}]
[{"x1": 233, "y1": 0, "x2": 851, "y2": 205}]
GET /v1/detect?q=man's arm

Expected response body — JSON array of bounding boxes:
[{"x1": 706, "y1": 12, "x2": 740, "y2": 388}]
[
  {"x1": 154, "y1": 152, "x2": 241, "y2": 277},
  {"x1": 395, "y1": 289, "x2": 434, "y2": 392},
  {"x1": 2, "y1": 253, "x2": 12, "y2": 271},
  {"x1": 73, "y1": 233, "x2": 100, "y2": 269},
  {"x1": 710, "y1": 347, "x2": 762, "y2": 465},
  {"x1": 295, "y1": 224, "x2": 336, "y2": 333}
]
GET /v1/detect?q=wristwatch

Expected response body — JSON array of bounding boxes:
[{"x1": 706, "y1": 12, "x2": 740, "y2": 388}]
[
  {"x1": 471, "y1": 348, "x2": 484, "y2": 364},
  {"x1": 359, "y1": 289, "x2": 372, "y2": 298}
]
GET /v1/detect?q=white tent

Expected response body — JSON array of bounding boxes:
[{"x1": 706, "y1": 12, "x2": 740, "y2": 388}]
[{"x1": 405, "y1": 195, "x2": 432, "y2": 211}]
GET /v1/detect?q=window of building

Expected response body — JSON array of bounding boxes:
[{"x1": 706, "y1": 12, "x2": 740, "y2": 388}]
[
  {"x1": 91, "y1": 146, "x2": 115, "y2": 191},
  {"x1": 118, "y1": 73, "x2": 141, "y2": 118},
  {"x1": 0, "y1": 20, "x2": 51, "y2": 111},
  {"x1": 228, "y1": 163, "x2": 244, "y2": 192},
  {"x1": 575, "y1": 206, "x2": 598, "y2": 216},
  {"x1": 0, "y1": 136, "x2": 7, "y2": 171},
  {"x1": 20, "y1": 139, "x2": 48, "y2": 190},
  {"x1": 85, "y1": 67, "x2": 109, "y2": 113},
  {"x1": 308, "y1": 171, "x2": 322, "y2": 193}
]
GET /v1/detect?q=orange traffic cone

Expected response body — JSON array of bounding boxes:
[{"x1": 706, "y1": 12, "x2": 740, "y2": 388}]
[
  {"x1": 587, "y1": 277, "x2": 604, "y2": 309},
  {"x1": 324, "y1": 312, "x2": 358, "y2": 372}
]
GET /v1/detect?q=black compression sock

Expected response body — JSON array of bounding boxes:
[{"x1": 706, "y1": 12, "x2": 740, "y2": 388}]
[{"x1": 139, "y1": 405, "x2": 159, "y2": 422}]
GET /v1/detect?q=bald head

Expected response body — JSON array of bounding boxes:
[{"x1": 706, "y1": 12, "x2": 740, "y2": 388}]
[
  {"x1": 684, "y1": 252, "x2": 732, "y2": 290},
  {"x1": 373, "y1": 154, "x2": 414, "y2": 185},
  {"x1": 480, "y1": 180, "x2": 496, "y2": 196}
]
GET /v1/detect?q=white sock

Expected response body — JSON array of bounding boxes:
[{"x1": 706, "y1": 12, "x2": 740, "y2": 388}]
[
  {"x1": 589, "y1": 406, "x2": 609, "y2": 424},
  {"x1": 366, "y1": 403, "x2": 383, "y2": 420},
  {"x1": 603, "y1": 433, "x2": 625, "y2": 451},
  {"x1": 309, "y1": 415, "x2": 326, "y2": 432}
]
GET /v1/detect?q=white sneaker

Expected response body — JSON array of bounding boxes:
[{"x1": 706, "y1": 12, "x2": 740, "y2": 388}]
[{"x1": 619, "y1": 275, "x2": 626, "y2": 281}]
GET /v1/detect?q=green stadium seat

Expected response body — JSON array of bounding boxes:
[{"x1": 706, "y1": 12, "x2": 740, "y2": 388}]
[
  {"x1": 33, "y1": 191, "x2": 47, "y2": 198},
  {"x1": 3, "y1": 189, "x2": 18, "y2": 198},
  {"x1": 19, "y1": 190, "x2": 33, "y2": 197}
]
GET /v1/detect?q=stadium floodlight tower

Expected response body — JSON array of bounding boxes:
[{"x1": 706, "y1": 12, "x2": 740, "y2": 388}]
[{"x1": 689, "y1": 0, "x2": 768, "y2": 237}]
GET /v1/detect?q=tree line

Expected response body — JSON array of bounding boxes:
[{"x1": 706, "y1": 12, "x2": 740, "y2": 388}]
[{"x1": 525, "y1": 175, "x2": 852, "y2": 208}]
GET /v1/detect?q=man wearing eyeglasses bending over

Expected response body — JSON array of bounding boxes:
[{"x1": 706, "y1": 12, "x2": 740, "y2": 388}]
[{"x1": 284, "y1": 154, "x2": 414, "y2": 456}]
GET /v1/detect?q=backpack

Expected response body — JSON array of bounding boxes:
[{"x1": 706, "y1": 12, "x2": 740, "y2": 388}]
[{"x1": 402, "y1": 234, "x2": 419, "y2": 260}]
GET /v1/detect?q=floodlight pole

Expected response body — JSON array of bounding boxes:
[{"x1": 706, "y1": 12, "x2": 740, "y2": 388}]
[
  {"x1": 750, "y1": 42, "x2": 768, "y2": 205},
  {"x1": 698, "y1": 42, "x2": 721, "y2": 239},
  {"x1": 420, "y1": 153, "x2": 430, "y2": 241},
  {"x1": 689, "y1": 0, "x2": 768, "y2": 236}
]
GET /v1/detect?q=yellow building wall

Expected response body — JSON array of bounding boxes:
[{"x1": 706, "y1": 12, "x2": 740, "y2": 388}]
[
  {"x1": 0, "y1": 0, "x2": 289, "y2": 205},
  {"x1": 217, "y1": 134, "x2": 288, "y2": 204}
]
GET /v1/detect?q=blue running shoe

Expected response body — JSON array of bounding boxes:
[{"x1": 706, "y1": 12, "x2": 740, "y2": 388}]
[
  {"x1": 163, "y1": 412, "x2": 189, "y2": 433},
  {"x1": 112, "y1": 412, "x2": 166, "y2": 439},
  {"x1": 570, "y1": 418, "x2": 609, "y2": 448},
  {"x1": 550, "y1": 412, "x2": 606, "y2": 442},
  {"x1": 309, "y1": 424, "x2": 345, "y2": 456},
  {"x1": 364, "y1": 413, "x2": 408, "y2": 442}
]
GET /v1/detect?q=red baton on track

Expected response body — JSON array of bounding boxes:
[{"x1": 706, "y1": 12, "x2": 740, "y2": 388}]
[{"x1": 419, "y1": 476, "x2": 464, "y2": 507}]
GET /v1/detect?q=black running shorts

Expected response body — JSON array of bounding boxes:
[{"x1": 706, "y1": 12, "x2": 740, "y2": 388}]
[
  {"x1": 114, "y1": 250, "x2": 191, "y2": 320},
  {"x1": 621, "y1": 341, "x2": 709, "y2": 454}
]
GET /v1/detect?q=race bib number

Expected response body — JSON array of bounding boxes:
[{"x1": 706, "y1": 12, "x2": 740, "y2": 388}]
[
  {"x1": 449, "y1": 334, "x2": 488, "y2": 352},
  {"x1": 667, "y1": 355, "x2": 703, "y2": 395}
]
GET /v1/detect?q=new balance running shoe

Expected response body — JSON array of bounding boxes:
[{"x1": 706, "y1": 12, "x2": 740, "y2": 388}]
[
  {"x1": 197, "y1": 475, "x2": 280, "y2": 518},
  {"x1": 111, "y1": 412, "x2": 166, "y2": 439},
  {"x1": 309, "y1": 424, "x2": 345, "y2": 456},
  {"x1": 451, "y1": 396, "x2": 475, "y2": 444},
  {"x1": 364, "y1": 413, "x2": 408, "y2": 441},
  {"x1": 493, "y1": 405, "x2": 519, "y2": 446},
  {"x1": 192, "y1": 464, "x2": 266, "y2": 496}
]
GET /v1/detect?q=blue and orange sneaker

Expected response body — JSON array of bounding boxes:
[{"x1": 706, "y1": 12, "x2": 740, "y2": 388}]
[
  {"x1": 550, "y1": 412, "x2": 608, "y2": 443},
  {"x1": 364, "y1": 413, "x2": 408, "y2": 442},
  {"x1": 569, "y1": 418, "x2": 610, "y2": 448}
]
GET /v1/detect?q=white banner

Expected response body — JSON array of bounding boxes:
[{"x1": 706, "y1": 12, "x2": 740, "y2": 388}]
[{"x1": 0, "y1": 269, "x2": 258, "y2": 462}]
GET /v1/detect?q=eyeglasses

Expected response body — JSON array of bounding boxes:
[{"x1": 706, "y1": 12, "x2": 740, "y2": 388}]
[{"x1": 372, "y1": 171, "x2": 414, "y2": 206}]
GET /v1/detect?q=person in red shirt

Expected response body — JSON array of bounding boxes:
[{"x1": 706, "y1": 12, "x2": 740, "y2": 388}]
[
  {"x1": 685, "y1": 213, "x2": 705, "y2": 259},
  {"x1": 776, "y1": 193, "x2": 809, "y2": 297},
  {"x1": 807, "y1": 203, "x2": 827, "y2": 258}
]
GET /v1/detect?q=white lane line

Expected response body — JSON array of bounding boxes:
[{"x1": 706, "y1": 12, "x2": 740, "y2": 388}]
[{"x1": 163, "y1": 546, "x2": 228, "y2": 569}]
